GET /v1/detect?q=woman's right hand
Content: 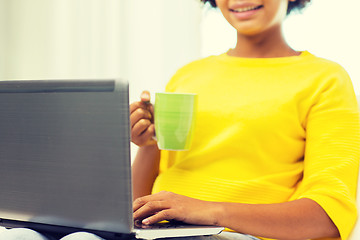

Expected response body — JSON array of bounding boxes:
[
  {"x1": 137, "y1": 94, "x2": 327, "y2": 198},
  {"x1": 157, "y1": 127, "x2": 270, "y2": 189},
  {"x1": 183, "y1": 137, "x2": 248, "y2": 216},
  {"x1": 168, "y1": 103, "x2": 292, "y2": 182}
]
[{"x1": 130, "y1": 91, "x2": 157, "y2": 147}]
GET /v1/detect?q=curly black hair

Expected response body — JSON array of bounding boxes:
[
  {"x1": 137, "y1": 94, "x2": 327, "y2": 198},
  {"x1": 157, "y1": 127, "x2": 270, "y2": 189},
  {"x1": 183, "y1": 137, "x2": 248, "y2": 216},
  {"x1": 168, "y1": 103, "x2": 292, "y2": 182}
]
[{"x1": 200, "y1": 0, "x2": 311, "y2": 15}]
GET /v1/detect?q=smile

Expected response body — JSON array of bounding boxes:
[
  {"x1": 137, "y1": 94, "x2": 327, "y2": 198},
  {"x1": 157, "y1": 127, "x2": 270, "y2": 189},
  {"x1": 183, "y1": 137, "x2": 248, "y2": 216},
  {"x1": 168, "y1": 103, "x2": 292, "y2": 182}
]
[{"x1": 230, "y1": 5, "x2": 263, "y2": 13}]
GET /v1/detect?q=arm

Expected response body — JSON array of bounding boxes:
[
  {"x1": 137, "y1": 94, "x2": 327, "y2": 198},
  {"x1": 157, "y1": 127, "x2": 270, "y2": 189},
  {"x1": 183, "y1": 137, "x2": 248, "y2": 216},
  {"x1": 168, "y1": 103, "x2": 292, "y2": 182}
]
[
  {"x1": 132, "y1": 145, "x2": 160, "y2": 200},
  {"x1": 133, "y1": 192, "x2": 339, "y2": 240},
  {"x1": 218, "y1": 198, "x2": 339, "y2": 240},
  {"x1": 130, "y1": 91, "x2": 161, "y2": 200}
]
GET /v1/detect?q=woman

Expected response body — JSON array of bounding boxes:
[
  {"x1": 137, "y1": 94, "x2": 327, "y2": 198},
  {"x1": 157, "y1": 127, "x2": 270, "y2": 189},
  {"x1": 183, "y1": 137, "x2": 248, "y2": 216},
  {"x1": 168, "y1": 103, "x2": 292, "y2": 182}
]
[
  {"x1": 131, "y1": 0, "x2": 360, "y2": 240},
  {"x1": 3, "y1": 0, "x2": 359, "y2": 239}
]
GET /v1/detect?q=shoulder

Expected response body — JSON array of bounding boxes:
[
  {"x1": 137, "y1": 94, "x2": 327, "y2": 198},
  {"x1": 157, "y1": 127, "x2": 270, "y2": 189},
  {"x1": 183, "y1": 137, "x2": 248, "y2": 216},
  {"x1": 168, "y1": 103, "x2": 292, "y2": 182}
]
[
  {"x1": 300, "y1": 53, "x2": 358, "y2": 117},
  {"x1": 299, "y1": 52, "x2": 353, "y2": 93},
  {"x1": 302, "y1": 52, "x2": 349, "y2": 77}
]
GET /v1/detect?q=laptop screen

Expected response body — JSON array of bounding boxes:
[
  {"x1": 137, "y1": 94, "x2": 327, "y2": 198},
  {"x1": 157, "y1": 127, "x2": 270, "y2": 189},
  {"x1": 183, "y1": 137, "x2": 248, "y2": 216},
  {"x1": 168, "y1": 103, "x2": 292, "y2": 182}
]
[{"x1": 0, "y1": 79, "x2": 133, "y2": 235}]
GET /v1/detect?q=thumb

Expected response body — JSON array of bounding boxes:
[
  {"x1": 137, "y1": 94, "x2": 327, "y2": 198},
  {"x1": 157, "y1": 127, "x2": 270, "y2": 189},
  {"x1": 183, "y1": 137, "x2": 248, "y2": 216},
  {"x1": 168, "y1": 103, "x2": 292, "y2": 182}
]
[{"x1": 140, "y1": 90, "x2": 151, "y2": 103}]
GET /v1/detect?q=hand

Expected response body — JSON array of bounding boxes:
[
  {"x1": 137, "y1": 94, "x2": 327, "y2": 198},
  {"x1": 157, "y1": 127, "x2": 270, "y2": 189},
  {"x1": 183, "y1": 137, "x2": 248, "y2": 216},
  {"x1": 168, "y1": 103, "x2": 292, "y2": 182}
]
[
  {"x1": 130, "y1": 91, "x2": 156, "y2": 147},
  {"x1": 133, "y1": 191, "x2": 221, "y2": 226}
]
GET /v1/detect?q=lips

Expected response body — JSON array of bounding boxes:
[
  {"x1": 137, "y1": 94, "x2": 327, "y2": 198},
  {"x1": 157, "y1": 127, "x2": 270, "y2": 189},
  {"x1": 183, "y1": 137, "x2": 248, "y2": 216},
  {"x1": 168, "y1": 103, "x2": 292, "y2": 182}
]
[
  {"x1": 228, "y1": 4, "x2": 263, "y2": 20},
  {"x1": 230, "y1": 5, "x2": 263, "y2": 13}
]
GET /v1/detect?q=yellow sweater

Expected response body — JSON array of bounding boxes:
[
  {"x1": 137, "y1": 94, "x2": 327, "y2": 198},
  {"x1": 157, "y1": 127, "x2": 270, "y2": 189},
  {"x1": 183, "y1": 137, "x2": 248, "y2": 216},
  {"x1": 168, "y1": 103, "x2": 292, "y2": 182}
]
[{"x1": 152, "y1": 51, "x2": 360, "y2": 240}]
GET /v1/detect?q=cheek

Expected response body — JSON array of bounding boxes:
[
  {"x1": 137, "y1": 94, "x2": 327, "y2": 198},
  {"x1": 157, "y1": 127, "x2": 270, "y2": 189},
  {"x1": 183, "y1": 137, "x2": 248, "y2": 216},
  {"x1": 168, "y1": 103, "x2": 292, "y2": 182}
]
[
  {"x1": 262, "y1": 1, "x2": 288, "y2": 26},
  {"x1": 214, "y1": 0, "x2": 226, "y2": 11},
  {"x1": 272, "y1": 0, "x2": 289, "y2": 19},
  {"x1": 214, "y1": 0, "x2": 221, "y2": 7},
  {"x1": 214, "y1": 0, "x2": 230, "y2": 21}
]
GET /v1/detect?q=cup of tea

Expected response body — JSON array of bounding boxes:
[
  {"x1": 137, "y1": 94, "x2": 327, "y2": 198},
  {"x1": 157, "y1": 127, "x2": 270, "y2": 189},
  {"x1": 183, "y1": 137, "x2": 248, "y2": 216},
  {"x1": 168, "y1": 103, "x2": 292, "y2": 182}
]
[{"x1": 154, "y1": 92, "x2": 198, "y2": 151}]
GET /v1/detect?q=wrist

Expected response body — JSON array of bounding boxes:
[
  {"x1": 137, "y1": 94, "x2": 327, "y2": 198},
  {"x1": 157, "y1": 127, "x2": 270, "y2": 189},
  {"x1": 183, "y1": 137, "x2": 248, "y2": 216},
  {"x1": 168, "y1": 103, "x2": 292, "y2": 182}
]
[
  {"x1": 139, "y1": 143, "x2": 160, "y2": 153},
  {"x1": 209, "y1": 202, "x2": 227, "y2": 227},
  {"x1": 135, "y1": 144, "x2": 161, "y2": 166}
]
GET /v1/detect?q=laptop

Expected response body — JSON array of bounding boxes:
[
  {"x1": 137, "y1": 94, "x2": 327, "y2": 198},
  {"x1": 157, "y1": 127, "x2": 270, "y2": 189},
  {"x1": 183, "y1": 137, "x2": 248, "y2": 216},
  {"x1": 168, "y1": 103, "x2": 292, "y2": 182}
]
[{"x1": 0, "y1": 79, "x2": 224, "y2": 240}]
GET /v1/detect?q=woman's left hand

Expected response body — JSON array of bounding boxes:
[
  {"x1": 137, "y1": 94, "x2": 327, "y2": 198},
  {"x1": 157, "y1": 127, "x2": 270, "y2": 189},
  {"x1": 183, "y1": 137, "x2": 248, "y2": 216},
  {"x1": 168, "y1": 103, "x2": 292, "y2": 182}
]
[{"x1": 133, "y1": 191, "x2": 221, "y2": 226}]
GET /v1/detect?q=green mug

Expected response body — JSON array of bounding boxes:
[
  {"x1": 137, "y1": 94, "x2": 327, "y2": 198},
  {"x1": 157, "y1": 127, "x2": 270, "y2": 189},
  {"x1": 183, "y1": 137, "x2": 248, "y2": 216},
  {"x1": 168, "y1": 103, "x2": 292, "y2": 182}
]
[{"x1": 154, "y1": 92, "x2": 198, "y2": 151}]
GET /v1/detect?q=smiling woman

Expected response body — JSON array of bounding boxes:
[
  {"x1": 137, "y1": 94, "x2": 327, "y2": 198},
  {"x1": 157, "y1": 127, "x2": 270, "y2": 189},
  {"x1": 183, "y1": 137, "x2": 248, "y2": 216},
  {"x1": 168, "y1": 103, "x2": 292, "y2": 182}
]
[
  {"x1": 200, "y1": 0, "x2": 360, "y2": 94},
  {"x1": 1, "y1": 0, "x2": 359, "y2": 240},
  {"x1": 200, "y1": 0, "x2": 311, "y2": 14},
  {"x1": 130, "y1": 1, "x2": 360, "y2": 240}
]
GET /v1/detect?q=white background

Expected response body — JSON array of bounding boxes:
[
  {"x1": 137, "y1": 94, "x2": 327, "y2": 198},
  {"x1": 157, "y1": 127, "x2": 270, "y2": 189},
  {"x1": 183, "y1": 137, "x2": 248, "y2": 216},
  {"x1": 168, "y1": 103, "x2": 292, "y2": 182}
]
[{"x1": 1, "y1": 0, "x2": 359, "y2": 160}]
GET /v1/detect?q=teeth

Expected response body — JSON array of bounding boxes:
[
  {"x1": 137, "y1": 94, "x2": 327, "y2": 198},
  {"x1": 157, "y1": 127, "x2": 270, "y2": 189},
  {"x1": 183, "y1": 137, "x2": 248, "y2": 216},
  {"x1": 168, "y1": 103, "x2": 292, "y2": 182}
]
[{"x1": 233, "y1": 6, "x2": 259, "y2": 13}]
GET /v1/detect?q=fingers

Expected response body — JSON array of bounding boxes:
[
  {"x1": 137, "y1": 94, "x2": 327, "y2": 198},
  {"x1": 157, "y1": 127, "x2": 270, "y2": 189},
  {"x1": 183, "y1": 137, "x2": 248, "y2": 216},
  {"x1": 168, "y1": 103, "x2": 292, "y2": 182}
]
[
  {"x1": 133, "y1": 193, "x2": 178, "y2": 225},
  {"x1": 130, "y1": 90, "x2": 156, "y2": 147},
  {"x1": 133, "y1": 192, "x2": 219, "y2": 227},
  {"x1": 139, "y1": 91, "x2": 154, "y2": 116},
  {"x1": 142, "y1": 210, "x2": 176, "y2": 225},
  {"x1": 130, "y1": 90, "x2": 152, "y2": 116},
  {"x1": 133, "y1": 200, "x2": 170, "y2": 222},
  {"x1": 132, "y1": 123, "x2": 155, "y2": 146},
  {"x1": 130, "y1": 106, "x2": 152, "y2": 128},
  {"x1": 133, "y1": 192, "x2": 162, "y2": 212}
]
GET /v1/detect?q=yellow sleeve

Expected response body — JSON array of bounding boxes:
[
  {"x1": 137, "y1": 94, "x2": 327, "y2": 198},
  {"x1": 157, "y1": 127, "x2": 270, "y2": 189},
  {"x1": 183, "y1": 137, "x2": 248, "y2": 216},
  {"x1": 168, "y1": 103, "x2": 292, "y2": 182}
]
[{"x1": 291, "y1": 67, "x2": 360, "y2": 240}]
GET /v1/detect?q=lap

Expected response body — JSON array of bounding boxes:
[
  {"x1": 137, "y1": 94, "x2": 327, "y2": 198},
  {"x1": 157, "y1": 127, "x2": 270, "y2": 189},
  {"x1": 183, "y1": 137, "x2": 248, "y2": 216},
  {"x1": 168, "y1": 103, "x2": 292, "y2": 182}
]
[
  {"x1": 161, "y1": 232, "x2": 260, "y2": 240},
  {"x1": 0, "y1": 227, "x2": 259, "y2": 240},
  {"x1": 0, "y1": 228, "x2": 53, "y2": 240},
  {"x1": 0, "y1": 228, "x2": 105, "y2": 240}
]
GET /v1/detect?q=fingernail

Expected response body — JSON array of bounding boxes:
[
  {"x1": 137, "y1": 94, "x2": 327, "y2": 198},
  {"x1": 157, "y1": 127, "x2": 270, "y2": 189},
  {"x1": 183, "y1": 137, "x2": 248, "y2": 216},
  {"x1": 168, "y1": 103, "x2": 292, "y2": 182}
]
[
  {"x1": 142, "y1": 219, "x2": 150, "y2": 225},
  {"x1": 141, "y1": 92, "x2": 150, "y2": 100}
]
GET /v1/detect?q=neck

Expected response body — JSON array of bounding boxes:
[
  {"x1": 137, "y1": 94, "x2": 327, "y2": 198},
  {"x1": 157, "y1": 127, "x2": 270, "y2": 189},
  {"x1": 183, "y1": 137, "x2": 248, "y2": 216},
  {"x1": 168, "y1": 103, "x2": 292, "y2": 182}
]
[{"x1": 228, "y1": 26, "x2": 299, "y2": 58}]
